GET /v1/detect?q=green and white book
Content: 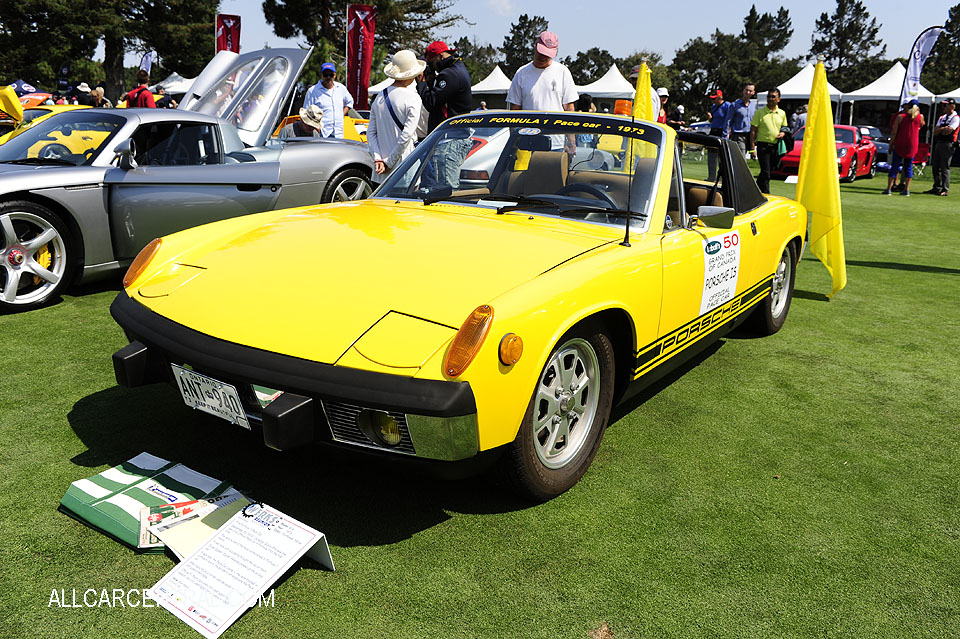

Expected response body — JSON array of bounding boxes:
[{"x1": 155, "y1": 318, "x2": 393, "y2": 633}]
[{"x1": 59, "y1": 452, "x2": 232, "y2": 552}]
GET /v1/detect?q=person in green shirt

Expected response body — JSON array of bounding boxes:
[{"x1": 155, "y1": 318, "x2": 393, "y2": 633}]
[{"x1": 750, "y1": 88, "x2": 788, "y2": 193}]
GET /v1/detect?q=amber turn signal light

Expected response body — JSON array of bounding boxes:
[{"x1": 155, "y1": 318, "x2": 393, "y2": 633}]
[
  {"x1": 498, "y1": 333, "x2": 523, "y2": 366},
  {"x1": 123, "y1": 238, "x2": 162, "y2": 288},
  {"x1": 444, "y1": 305, "x2": 494, "y2": 377}
]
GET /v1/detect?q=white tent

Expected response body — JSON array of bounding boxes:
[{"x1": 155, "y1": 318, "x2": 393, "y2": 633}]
[
  {"x1": 937, "y1": 87, "x2": 960, "y2": 100},
  {"x1": 575, "y1": 65, "x2": 635, "y2": 99},
  {"x1": 756, "y1": 63, "x2": 843, "y2": 103},
  {"x1": 151, "y1": 72, "x2": 195, "y2": 95},
  {"x1": 471, "y1": 65, "x2": 512, "y2": 94},
  {"x1": 841, "y1": 61, "x2": 935, "y2": 104},
  {"x1": 368, "y1": 77, "x2": 394, "y2": 96}
]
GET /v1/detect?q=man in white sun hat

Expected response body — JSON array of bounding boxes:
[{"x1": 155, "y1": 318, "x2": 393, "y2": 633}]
[
  {"x1": 278, "y1": 103, "x2": 323, "y2": 139},
  {"x1": 367, "y1": 50, "x2": 425, "y2": 182}
]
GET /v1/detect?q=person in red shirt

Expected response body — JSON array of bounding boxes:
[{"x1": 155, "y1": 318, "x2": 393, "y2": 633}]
[
  {"x1": 125, "y1": 70, "x2": 156, "y2": 108},
  {"x1": 883, "y1": 99, "x2": 924, "y2": 196}
]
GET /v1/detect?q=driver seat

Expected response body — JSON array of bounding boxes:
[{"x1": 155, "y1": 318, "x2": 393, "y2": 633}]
[{"x1": 520, "y1": 151, "x2": 568, "y2": 196}]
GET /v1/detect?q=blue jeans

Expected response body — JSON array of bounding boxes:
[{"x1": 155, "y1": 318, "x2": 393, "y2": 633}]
[{"x1": 422, "y1": 137, "x2": 474, "y2": 190}]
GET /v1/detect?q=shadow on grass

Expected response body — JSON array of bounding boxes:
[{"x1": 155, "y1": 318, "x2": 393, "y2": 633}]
[
  {"x1": 846, "y1": 260, "x2": 960, "y2": 275},
  {"x1": 794, "y1": 289, "x2": 830, "y2": 302},
  {"x1": 67, "y1": 385, "x2": 531, "y2": 548}
]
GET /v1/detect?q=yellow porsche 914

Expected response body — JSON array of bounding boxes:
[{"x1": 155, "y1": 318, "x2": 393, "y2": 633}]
[{"x1": 111, "y1": 111, "x2": 807, "y2": 500}]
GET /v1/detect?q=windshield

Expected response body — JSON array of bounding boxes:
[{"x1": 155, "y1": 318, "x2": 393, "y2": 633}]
[
  {"x1": 794, "y1": 126, "x2": 856, "y2": 144},
  {"x1": 0, "y1": 111, "x2": 124, "y2": 166},
  {"x1": 375, "y1": 112, "x2": 665, "y2": 230}
]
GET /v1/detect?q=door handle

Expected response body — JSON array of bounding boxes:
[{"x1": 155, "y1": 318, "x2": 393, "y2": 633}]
[{"x1": 236, "y1": 184, "x2": 261, "y2": 192}]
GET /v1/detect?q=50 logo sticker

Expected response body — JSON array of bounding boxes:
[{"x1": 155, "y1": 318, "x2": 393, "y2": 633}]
[{"x1": 700, "y1": 230, "x2": 741, "y2": 315}]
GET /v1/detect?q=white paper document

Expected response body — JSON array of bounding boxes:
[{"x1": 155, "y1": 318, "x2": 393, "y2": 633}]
[{"x1": 150, "y1": 503, "x2": 333, "y2": 638}]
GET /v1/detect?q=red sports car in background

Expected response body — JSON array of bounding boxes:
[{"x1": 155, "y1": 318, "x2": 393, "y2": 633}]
[{"x1": 774, "y1": 124, "x2": 877, "y2": 182}]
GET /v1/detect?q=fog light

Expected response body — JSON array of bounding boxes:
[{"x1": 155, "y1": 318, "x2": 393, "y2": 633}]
[{"x1": 357, "y1": 409, "x2": 401, "y2": 447}]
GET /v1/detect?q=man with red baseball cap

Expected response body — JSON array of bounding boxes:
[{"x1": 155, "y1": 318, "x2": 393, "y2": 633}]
[
  {"x1": 417, "y1": 40, "x2": 472, "y2": 134},
  {"x1": 706, "y1": 88, "x2": 730, "y2": 181}
]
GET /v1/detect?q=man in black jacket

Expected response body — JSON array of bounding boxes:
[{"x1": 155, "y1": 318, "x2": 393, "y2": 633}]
[
  {"x1": 418, "y1": 41, "x2": 472, "y2": 133},
  {"x1": 418, "y1": 41, "x2": 474, "y2": 190}
]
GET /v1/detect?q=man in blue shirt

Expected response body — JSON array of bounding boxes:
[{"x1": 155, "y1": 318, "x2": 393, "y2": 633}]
[
  {"x1": 724, "y1": 83, "x2": 756, "y2": 160},
  {"x1": 303, "y1": 62, "x2": 354, "y2": 138},
  {"x1": 706, "y1": 89, "x2": 730, "y2": 181}
]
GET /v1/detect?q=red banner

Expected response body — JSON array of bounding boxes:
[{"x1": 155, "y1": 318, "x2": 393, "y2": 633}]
[
  {"x1": 216, "y1": 14, "x2": 241, "y2": 53},
  {"x1": 346, "y1": 4, "x2": 376, "y2": 109}
]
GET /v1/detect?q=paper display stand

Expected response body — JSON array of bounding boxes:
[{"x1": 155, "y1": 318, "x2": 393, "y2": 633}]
[
  {"x1": 59, "y1": 452, "x2": 232, "y2": 552},
  {"x1": 150, "y1": 503, "x2": 334, "y2": 638}
]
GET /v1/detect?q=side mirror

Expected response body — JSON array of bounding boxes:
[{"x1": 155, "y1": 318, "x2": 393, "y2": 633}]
[
  {"x1": 689, "y1": 205, "x2": 735, "y2": 229},
  {"x1": 115, "y1": 139, "x2": 137, "y2": 170}
]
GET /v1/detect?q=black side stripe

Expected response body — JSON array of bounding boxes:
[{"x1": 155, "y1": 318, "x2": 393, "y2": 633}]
[{"x1": 633, "y1": 276, "x2": 773, "y2": 377}]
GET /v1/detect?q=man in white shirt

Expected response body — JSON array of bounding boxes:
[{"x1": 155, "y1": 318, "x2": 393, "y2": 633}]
[
  {"x1": 303, "y1": 62, "x2": 354, "y2": 138},
  {"x1": 507, "y1": 31, "x2": 578, "y2": 113},
  {"x1": 929, "y1": 98, "x2": 959, "y2": 196},
  {"x1": 367, "y1": 50, "x2": 424, "y2": 183}
]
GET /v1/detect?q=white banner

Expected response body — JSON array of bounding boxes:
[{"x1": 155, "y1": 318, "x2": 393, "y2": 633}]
[{"x1": 900, "y1": 26, "x2": 943, "y2": 105}]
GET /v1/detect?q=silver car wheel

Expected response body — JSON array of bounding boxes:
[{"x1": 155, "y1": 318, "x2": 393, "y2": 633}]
[
  {"x1": 332, "y1": 176, "x2": 372, "y2": 202},
  {"x1": 0, "y1": 211, "x2": 67, "y2": 306},
  {"x1": 533, "y1": 338, "x2": 601, "y2": 470},
  {"x1": 770, "y1": 248, "x2": 792, "y2": 319}
]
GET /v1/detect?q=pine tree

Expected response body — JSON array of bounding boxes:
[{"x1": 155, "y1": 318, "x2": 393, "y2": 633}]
[
  {"x1": 810, "y1": 0, "x2": 886, "y2": 91},
  {"x1": 500, "y1": 15, "x2": 548, "y2": 77}
]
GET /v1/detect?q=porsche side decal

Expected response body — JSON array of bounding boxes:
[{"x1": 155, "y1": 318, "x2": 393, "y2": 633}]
[{"x1": 633, "y1": 275, "x2": 773, "y2": 378}]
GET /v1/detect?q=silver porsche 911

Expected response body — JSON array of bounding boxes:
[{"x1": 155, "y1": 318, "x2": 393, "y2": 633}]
[{"x1": 0, "y1": 48, "x2": 373, "y2": 311}]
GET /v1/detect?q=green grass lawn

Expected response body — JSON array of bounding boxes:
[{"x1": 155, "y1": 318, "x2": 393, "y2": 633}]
[{"x1": 2, "y1": 163, "x2": 959, "y2": 638}]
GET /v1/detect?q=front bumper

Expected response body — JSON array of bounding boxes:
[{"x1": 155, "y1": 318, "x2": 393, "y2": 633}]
[{"x1": 110, "y1": 292, "x2": 479, "y2": 461}]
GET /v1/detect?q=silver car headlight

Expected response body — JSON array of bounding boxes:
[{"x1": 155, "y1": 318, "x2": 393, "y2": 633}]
[{"x1": 837, "y1": 147, "x2": 848, "y2": 158}]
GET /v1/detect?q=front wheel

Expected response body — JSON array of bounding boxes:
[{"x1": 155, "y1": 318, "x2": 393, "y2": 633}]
[
  {"x1": 746, "y1": 243, "x2": 796, "y2": 336},
  {"x1": 0, "y1": 200, "x2": 74, "y2": 311},
  {"x1": 867, "y1": 154, "x2": 877, "y2": 178},
  {"x1": 842, "y1": 156, "x2": 857, "y2": 182},
  {"x1": 322, "y1": 168, "x2": 373, "y2": 203},
  {"x1": 502, "y1": 329, "x2": 615, "y2": 501}
]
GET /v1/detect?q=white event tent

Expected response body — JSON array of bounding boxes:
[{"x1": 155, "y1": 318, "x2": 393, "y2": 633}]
[
  {"x1": 471, "y1": 66, "x2": 512, "y2": 94},
  {"x1": 756, "y1": 63, "x2": 843, "y2": 103},
  {"x1": 367, "y1": 77, "x2": 394, "y2": 96},
  {"x1": 575, "y1": 65, "x2": 635, "y2": 99},
  {"x1": 151, "y1": 72, "x2": 195, "y2": 94},
  {"x1": 841, "y1": 61, "x2": 935, "y2": 104}
]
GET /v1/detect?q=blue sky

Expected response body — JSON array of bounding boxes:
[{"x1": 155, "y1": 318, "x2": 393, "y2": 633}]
[{"x1": 220, "y1": 0, "x2": 951, "y2": 65}]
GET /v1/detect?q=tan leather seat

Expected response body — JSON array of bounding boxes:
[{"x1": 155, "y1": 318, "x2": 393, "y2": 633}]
[
  {"x1": 685, "y1": 185, "x2": 724, "y2": 215},
  {"x1": 520, "y1": 151, "x2": 568, "y2": 195}
]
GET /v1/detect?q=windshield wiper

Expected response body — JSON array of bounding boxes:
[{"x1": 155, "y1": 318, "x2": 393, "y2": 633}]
[
  {"x1": 420, "y1": 190, "x2": 556, "y2": 207},
  {"x1": 1, "y1": 157, "x2": 76, "y2": 166},
  {"x1": 497, "y1": 201, "x2": 647, "y2": 220}
]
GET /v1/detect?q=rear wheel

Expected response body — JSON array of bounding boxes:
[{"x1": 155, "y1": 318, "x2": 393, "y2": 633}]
[
  {"x1": 502, "y1": 328, "x2": 615, "y2": 501},
  {"x1": 746, "y1": 243, "x2": 796, "y2": 336},
  {"x1": 867, "y1": 154, "x2": 877, "y2": 178},
  {"x1": 0, "y1": 200, "x2": 74, "y2": 311},
  {"x1": 322, "y1": 168, "x2": 373, "y2": 203}
]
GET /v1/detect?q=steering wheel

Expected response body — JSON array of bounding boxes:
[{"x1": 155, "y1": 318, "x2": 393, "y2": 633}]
[{"x1": 556, "y1": 183, "x2": 619, "y2": 209}]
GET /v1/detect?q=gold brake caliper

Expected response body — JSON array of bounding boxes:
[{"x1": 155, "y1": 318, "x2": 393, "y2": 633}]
[{"x1": 33, "y1": 243, "x2": 52, "y2": 285}]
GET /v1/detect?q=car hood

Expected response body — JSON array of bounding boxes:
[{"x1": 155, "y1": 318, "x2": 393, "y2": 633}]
[{"x1": 135, "y1": 199, "x2": 616, "y2": 366}]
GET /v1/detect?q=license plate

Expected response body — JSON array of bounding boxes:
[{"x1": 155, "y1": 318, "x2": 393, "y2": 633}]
[{"x1": 171, "y1": 364, "x2": 250, "y2": 430}]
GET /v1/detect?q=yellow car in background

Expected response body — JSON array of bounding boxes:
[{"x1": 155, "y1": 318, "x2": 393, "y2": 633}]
[
  {"x1": 111, "y1": 111, "x2": 806, "y2": 500},
  {"x1": 272, "y1": 109, "x2": 368, "y2": 143},
  {"x1": 0, "y1": 104, "x2": 89, "y2": 147}
]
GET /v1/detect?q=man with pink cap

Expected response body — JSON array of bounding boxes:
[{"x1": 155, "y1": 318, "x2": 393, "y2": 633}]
[{"x1": 506, "y1": 30, "x2": 578, "y2": 114}]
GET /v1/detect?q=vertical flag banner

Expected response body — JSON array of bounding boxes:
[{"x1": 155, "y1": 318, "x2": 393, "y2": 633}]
[
  {"x1": 216, "y1": 14, "x2": 242, "y2": 54},
  {"x1": 796, "y1": 61, "x2": 846, "y2": 298},
  {"x1": 624, "y1": 61, "x2": 657, "y2": 172},
  {"x1": 346, "y1": 4, "x2": 376, "y2": 110},
  {"x1": 900, "y1": 26, "x2": 943, "y2": 105},
  {"x1": 139, "y1": 52, "x2": 154, "y2": 74}
]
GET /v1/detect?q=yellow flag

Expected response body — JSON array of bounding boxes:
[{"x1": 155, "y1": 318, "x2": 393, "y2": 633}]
[
  {"x1": 795, "y1": 61, "x2": 846, "y2": 298},
  {"x1": 624, "y1": 62, "x2": 657, "y2": 170}
]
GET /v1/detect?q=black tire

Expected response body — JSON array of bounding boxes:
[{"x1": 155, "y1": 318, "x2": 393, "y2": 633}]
[
  {"x1": 842, "y1": 156, "x2": 857, "y2": 182},
  {"x1": 0, "y1": 200, "x2": 74, "y2": 311},
  {"x1": 746, "y1": 242, "x2": 796, "y2": 336},
  {"x1": 501, "y1": 327, "x2": 616, "y2": 501},
  {"x1": 867, "y1": 154, "x2": 876, "y2": 178},
  {"x1": 321, "y1": 168, "x2": 374, "y2": 203}
]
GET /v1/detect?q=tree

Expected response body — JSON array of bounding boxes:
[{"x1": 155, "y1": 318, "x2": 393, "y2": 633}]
[
  {"x1": 500, "y1": 14, "x2": 548, "y2": 76},
  {"x1": 741, "y1": 5, "x2": 793, "y2": 60},
  {"x1": 810, "y1": 0, "x2": 886, "y2": 91},
  {"x1": 617, "y1": 50, "x2": 675, "y2": 97},
  {"x1": 262, "y1": 0, "x2": 465, "y2": 58},
  {"x1": 451, "y1": 37, "x2": 500, "y2": 84},
  {"x1": 562, "y1": 47, "x2": 615, "y2": 85},
  {"x1": 924, "y1": 3, "x2": 960, "y2": 94}
]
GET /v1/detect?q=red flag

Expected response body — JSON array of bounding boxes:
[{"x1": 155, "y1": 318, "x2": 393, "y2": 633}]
[
  {"x1": 346, "y1": 4, "x2": 376, "y2": 110},
  {"x1": 216, "y1": 14, "x2": 241, "y2": 53}
]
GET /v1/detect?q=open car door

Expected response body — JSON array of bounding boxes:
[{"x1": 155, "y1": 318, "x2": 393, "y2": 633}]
[{"x1": 179, "y1": 48, "x2": 312, "y2": 147}]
